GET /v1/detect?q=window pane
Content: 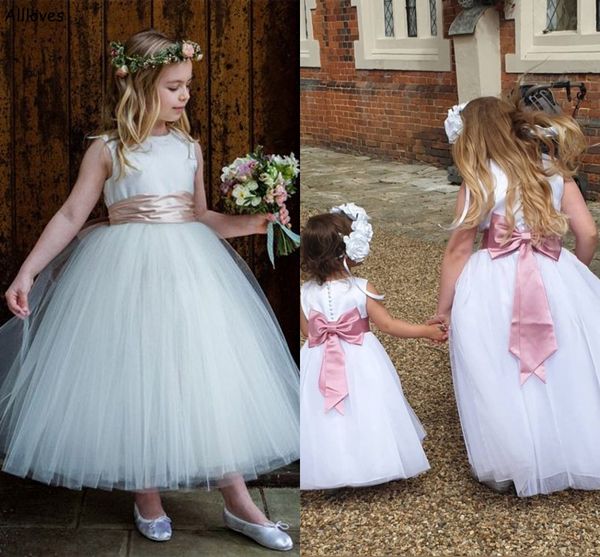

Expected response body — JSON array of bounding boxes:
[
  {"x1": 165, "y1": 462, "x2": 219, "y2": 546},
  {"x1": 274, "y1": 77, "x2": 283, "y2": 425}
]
[
  {"x1": 545, "y1": 0, "x2": 577, "y2": 32},
  {"x1": 406, "y1": 0, "x2": 417, "y2": 37},
  {"x1": 384, "y1": 0, "x2": 395, "y2": 37},
  {"x1": 429, "y1": 0, "x2": 437, "y2": 36}
]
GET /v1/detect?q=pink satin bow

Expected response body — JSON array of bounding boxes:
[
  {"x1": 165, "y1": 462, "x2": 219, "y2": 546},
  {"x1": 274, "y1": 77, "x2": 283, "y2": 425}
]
[
  {"x1": 482, "y1": 213, "x2": 562, "y2": 385},
  {"x1": 307, "y1": 308, "x2": 370, "y2": 414}
]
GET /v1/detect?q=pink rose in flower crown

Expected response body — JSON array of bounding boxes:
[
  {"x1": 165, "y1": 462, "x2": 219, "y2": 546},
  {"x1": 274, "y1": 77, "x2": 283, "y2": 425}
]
[
  {"x1": 181, "y1": 42, "x2": 195, "y2": 58},
  {"x1": 115, "y1": 65, "x2": 129, "y2": 78}
]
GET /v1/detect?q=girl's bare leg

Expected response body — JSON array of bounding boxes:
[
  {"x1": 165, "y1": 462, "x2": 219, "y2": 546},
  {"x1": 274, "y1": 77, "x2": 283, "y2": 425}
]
[
  {"x1": 134, "y1": 489, "x2": 166, "y2": 519},
  {"x1": 219, "y1": 474, "x2": 268, "y2": 524}
]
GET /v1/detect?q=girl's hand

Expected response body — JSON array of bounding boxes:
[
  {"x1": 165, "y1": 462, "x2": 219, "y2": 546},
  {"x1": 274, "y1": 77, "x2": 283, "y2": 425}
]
[
  {"x1": 426, "y1": 313, "x2": 450, "y2": 329},
  {"x1": 255, "y1": 205, "x2": 291, "y2": 235},
  {"x1": 5, "y1": 272, "x2": 34, "y2": 319},
  {"x1": 424, "y1": 323, "x2": 448, "y2": 343}
]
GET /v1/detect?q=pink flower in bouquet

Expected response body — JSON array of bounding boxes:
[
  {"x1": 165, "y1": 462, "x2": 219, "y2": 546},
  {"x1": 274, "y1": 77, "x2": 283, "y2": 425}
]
[
  {"x1": 220, "y1": 181, "x2": 234, "y2": 195},
  {"x1": 274, "y1": 184, "x2": 288, "y2": 207}
]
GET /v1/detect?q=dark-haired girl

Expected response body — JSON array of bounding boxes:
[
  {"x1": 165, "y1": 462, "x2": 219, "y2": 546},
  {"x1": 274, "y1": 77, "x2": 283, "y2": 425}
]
[{"x1": 299, "y1": 203, "x2": 446, "y2": 490}]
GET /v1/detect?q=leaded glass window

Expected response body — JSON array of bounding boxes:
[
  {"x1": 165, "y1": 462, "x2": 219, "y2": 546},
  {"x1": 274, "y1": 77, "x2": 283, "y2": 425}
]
[
  {"x1": 429, "y1": 0, "x2": 437, "y2": 36},
  {"x1": 545, "y1": 0, "x2": 577, "y2": 32},
  {"x1": 384, "y1": 0, "x2": 395, "y2": 37}
]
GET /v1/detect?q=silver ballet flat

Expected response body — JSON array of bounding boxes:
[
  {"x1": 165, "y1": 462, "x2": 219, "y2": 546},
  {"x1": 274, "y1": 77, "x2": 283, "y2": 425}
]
[
  {"x1": 223, "y1": 506, "x2": 293, "y2": 551},
  {"x1": 133, "y1": 503, "x2": 172, "y2": 542}
]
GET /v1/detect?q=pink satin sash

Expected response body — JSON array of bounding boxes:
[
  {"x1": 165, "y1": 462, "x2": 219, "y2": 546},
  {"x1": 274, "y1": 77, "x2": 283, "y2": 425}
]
[
  {"x1": 482, "y1": 213, "x2": 562, "y2": 385},
  {"x1": 107, "y1": 191, "x2": 197, "y2": 224},
  {"x1": 307, "y1": 307, "x2": 370, "y2": 415}
]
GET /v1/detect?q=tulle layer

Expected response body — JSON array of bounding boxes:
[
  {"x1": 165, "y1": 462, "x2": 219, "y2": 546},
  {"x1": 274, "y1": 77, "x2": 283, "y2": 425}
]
[
  {"x1": 0, "y1": 221, "x2": 299, "y2": 491},
  {"x1": 451, "y1": 248, "x2": 600, "y2": 497},
  {"x1": 300, "y1": 335, "x2": 430, "y2": 490}
]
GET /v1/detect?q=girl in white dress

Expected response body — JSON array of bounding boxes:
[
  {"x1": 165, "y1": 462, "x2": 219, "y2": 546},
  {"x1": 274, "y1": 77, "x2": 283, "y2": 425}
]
[
  {"x1": 436, "y1": 95, "x2": 600, "y2": 497},
  {"x1": 0, "y1": 30, "x2": 297, "y2": 550},
  {"x1": 299, "y1": 204, "x2": 446, "y2": 490}
]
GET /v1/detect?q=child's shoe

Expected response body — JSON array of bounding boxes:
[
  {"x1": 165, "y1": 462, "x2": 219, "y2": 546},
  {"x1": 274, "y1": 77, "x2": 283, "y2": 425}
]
[
  {"x1": 133, "y1": 503, "x2": 172, "y2": 542},
  {"x1": 223, "y1": 506, "x2": 293, "y2": 551}
]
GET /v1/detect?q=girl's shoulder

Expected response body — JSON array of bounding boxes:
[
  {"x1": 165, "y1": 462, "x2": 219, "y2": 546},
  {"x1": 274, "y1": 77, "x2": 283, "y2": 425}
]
[{"x1": 86, "y1": 130, "x2": 118, "y2": 143}]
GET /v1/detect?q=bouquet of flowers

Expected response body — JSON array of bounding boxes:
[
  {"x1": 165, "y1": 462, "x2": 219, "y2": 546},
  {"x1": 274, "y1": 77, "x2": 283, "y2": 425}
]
[{"x1": 220, "y1": 146, "x2": 300, "y2": 267}]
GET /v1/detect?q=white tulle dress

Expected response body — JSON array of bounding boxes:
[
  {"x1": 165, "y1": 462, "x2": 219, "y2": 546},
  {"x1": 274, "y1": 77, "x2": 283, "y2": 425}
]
[
  {"x1": 0, "y1": 129, "x2": 299, "y2": 491},
  {"x1": 300, "y1": 277, "x2": 430, "y2": 490},
  {"x1": 450, "y1": 159, "x2": 600, "y2": 497}
]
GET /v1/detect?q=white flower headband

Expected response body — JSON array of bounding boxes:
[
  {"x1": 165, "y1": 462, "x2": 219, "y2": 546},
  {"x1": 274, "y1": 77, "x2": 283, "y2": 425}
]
[
  {"x1": 329, "y1": 203, "x2": 384, "y2": 301},
  {"x1": 330, "y1": 202, "x2": 373, "y2": 263}
]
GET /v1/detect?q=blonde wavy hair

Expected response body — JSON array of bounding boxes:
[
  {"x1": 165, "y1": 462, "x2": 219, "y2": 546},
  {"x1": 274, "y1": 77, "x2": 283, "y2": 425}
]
[
  {"x1": 92, "y1": 29, "x2": 197, "y2": 181},
  {"x1": 451, "y1": 94, "x2": 587, "y2": 241}
]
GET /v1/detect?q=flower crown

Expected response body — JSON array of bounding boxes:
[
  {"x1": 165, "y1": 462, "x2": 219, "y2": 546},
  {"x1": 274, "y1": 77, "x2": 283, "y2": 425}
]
[
  {"x1": 110, "y1": 40, "x2": 203, "y2": 78},
  {"x1": 330, "y1": 203, "x2": 373, "y2": 263}
]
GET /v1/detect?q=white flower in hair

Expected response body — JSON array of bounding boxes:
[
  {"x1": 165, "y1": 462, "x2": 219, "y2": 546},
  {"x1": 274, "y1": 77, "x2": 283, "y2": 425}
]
[
  {"x1": 330, "y1": 202, "x2": 373, "y2": 262},
  {"x1": 330, "y1": 202, "x2": 368, "y2": 221},
  {"x1": 344, "y1": 233, "x2": 370, "y2": 262},
  {"x1": 444, "y1": 102, "x2": 468, "y2": 144},
  {"x1": 352, "y1": 218, "x2": 373, "y2": 242}
]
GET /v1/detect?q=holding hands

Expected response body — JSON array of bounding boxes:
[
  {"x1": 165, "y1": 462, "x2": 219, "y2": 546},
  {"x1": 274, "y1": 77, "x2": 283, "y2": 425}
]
[{"x1": 425, "y1": 314, "x2": 449, "y2": 344}]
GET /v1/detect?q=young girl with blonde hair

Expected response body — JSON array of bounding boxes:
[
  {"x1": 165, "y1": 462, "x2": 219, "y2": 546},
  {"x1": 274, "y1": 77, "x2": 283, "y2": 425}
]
[
  {"x1": 0, "y1": 29, "x2": 298, "y2": 549},
  {"x1": 436, "y1": 95, "x2": 600, "y2": 497}
]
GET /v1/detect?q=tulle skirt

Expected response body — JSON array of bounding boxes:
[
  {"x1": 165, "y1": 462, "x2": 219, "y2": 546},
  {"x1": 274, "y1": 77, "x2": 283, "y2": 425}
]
[
  {"x1": 300, "y1": 334, "x2": 430, "y2": 490},
  {"x1": 451, "y1": 247, "x2": 600, "y2": 497},
  {"x1": 0, "y1": 220, "x2": 299, "y2": 491}
]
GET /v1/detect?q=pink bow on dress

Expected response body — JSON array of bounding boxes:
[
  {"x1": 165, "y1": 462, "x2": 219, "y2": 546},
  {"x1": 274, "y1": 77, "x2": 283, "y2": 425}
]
[
  {"x1": 307, "y1": 307, "x2": 370, "y2": 414},
  {"x1": 482, "y1": 213, "x2": 562, "y2": 385}
]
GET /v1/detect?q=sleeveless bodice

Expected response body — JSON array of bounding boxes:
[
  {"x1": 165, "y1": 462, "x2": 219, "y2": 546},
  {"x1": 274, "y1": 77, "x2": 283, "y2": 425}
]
[
  {"x1": 301, "y1": 278, "x2": 369, "y2": 321},
  {"x1": 96, "y1": 130, "x2": 198, "y2": 207},
  {"x1": 478, "y1": 157, "x2": 564, "y2": 231}
]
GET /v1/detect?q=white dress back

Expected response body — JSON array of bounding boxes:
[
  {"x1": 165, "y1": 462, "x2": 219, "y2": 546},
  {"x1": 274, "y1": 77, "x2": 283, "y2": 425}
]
[{"x1": 300, "y1": 277, "x2": 368, "y2": 321}]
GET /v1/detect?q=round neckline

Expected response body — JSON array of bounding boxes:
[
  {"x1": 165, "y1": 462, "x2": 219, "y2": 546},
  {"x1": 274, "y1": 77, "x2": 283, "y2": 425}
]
[
  {"x1": 148, "y1": 129, "x2": 175, "y2": 140},
  {"x1": 324, "y1": 277, "x2": 350, "y2": 284}
]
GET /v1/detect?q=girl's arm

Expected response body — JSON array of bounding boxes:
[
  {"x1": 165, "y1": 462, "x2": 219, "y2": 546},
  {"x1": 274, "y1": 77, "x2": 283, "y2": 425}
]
[
  {"x1": 5, "y1": 139, "x2": 110, "y2": 318},
  {"x1": 561, "y1": 178, "x2": 598, "y2": 266},
  {"x1": 192, "y1": 143, "x2": 288, "y2": 238},
  {"x1": 436, "y1": 184, "x2": 478, "y2": 319},
  {"x1": 366, "y1": 282, "x2": 446, "y2": 341}
]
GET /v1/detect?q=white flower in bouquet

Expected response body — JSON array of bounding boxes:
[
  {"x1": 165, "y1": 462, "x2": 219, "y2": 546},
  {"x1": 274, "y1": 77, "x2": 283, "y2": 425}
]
[
  {"x1": 259, "y1": 172, "x2": 275, "y2": 187},
  {"x1": 270, "y1": 154, "x2": 299, "y2": 179},
  {"x1": 232, "y1": 182, "x2": 261, "y2": 207}
]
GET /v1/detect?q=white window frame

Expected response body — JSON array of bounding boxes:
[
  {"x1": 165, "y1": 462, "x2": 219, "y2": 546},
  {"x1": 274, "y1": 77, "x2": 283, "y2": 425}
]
[
  {"x1": 506, "y1": 0, "x2": 600, "y2": 73},
  {"x1": 351, "y1": 0, "x2": 450, "y2": 71},
  {"x1": 300, "y1": 0, "x2": 321, "y2": 68}
]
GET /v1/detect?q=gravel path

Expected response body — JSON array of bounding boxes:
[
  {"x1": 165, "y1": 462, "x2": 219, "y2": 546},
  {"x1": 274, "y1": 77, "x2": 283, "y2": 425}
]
[{"x1": 300, "y1": 148, "x2": 600, "y2": 557}]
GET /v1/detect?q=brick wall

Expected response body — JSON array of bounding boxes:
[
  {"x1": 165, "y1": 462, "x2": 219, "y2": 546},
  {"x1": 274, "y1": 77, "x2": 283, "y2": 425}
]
[{"x1": 301, "y1": 0, "x2": 600, "y2": 196}]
